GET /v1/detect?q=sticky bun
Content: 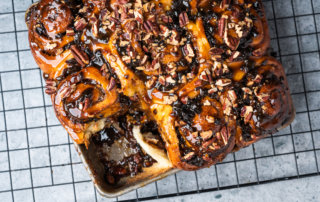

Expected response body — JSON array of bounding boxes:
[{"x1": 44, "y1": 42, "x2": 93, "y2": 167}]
[{"x1": 26, "y1": 0, "x2": 294, "y2": 178}]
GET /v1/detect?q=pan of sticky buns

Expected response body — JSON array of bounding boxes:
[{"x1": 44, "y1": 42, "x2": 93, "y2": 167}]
[{"x1": 26, "y1": 0, "x2": 295, "y2": 197}]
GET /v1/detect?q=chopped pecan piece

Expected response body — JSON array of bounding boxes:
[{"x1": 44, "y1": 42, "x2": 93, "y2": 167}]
[
  {"x1": 228, "y1": 51, "x2": 240, "y2": 61},
  {"x1": 146, "y1": 76, "x2": 157, "y2": 89},
  {"x1": 200, "y1": 131, "x2": 213, "y2": 141},
  {"x1": 66, "y1": 28, "x2": 75, "y2": 36},
  {"x1": 199, "y1": 70, "x2": 209, "y2": 81},
  {"x1": 227, "y1": 90, "x2": 237, "y2": 106},
  {"x1": 242, "y1": 87, "x2": 252, "y2": 95},
  {"x1": 167, "y1": 30, "x2": 180, "y2": 45},
  {"x1": 158, "y1": 76, "x2": 166, "y2": 86},
  {"x1": 215, "y1": 79, "x2": 232, "y2": 87},
  {"x1": 74, "y1": 18, "x2": 87, "y2": 31},
  {"x1": 183, "y1": 43, "x2": 195, "y2": 63},
  {"x1": 221, "y1": 0, "x2": 231, "y2": 9},
  {"x1": 166, "y1": 76, "x2": 176, "y2": 84},
  {"x1": 163, "y1": 95, "x2": 178, "y2": 104},
  {"x1": 92, "y1": 22, "x2": 99, "y2": 37},
  {"x1": 208, "y1": 87, "x2": 218, "y2": 94},
  {"x1": 206, "y1": 116, "x2": 215, "y2": 123},
  {"x1": 183, "y1": 152, "x2": 195, "y2": 161},
  {"x1": 203, "y1": 100, "x2": 211, "y2": 106},
  {"x1": 256, "y1": 93, "x2": 270, "y2": 102},
  {"x1": 253, "y1": 74, "x2": 263, "y2": 83},
  {"x1": 167, "y1": 62, "x2": 177, "y2": 73},
  {"x1": 220, "y1": 126, "x2": 229, "y2": 145},
  {"x1": 44, "y1": 43, "x2": 57, "y2": 51},
  {"x1": 180, "y1": 96, "x2": 188, "y2": 104},
  {"x1": 107, "y1": 77, "x2": 116, "y2": 91},
  {"x1": 241, "y1": 106, "x2": 253, "y2": 124},
  {"x1": 222, "y1": 96, "x2": 232, "y2": 116},
  {"x1": 140, "y1": 55, "x2": 148, "y2": 65}
]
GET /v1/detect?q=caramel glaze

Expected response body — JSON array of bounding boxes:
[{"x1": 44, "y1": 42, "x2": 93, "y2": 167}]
[{"x1": 26, "y1": 0, "x2": 294, "y2": 171}]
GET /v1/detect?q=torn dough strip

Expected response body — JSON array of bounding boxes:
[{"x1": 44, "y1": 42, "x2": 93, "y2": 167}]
[{"x1": 132, "y1": 126, "x2": 172, "y2": 168}]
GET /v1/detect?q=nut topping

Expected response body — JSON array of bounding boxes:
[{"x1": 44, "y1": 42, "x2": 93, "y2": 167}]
[
  {"x1": 66, "y1": 28, "x2": 75, "y2": 36},
  {"x1": 74, "y1": 18, "x2": 87, "y2": 31},
  {"x1": 218, "y1": 17, "x2": 226, "y2": 37},
  {"x1": 215, "y1": 79, "x2": 232, "y2": 87},
  {"x1": 200, "y1": 131, "x2": 213, "y2": 141},
  {"x1": 183, "y1": 152, "x2": 195, "y2": 161},
  {"x1": 180, "y1": 96, "x2": 188, "y2": 104},
  {"x1": 163, "y1": 95, "x2": 178, "y2": 104},
  {"x1": 225, "y1": 34, "x2": 240, "y2": 51},
  {"x1": 146, "y1": 76, "x2": 157, "y2": 89},
  {"x1": 70, "y1": 45, "x2": 89, "y2": 67},
  {"x1": 179, "y1": 12, "x2": 189, "y2": 27},
  {"x1": 220, "y1": 126, "x2": 229, "y2": 145},
  {"x1": 45, "y1": 80, "x2": 57, "y2": 95},
  {"x1": 206, "y1": 116, "x2": 215, "y2": 123},
  {"x1": 241, "y1": 106, "x2": 253, "y2": 124},
  {"x1": 209, "y1": 47, "x2": 225, "y2": 56},
  {"x1": 107, "y1": 77, "x2": 116, "y2": 91}
]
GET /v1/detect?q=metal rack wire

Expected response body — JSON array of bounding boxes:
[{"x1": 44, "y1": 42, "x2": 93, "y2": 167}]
[{"x1": 0, "y1": 0, "x2": 319, "y2": 201}]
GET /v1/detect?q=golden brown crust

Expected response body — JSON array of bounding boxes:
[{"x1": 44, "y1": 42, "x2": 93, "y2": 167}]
[{"x1": 26, "y1": 0, "x2": 294, "y2": 171}]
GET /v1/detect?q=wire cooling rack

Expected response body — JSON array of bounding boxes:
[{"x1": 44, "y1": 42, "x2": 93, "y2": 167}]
[{"x1": 0, "y1": 0, "x2": 320, "y2": 201}]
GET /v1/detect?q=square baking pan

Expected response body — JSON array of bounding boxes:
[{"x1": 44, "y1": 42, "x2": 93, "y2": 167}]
[{"x1": 24, "y1": 0, "x2": 296, "y2": 198}]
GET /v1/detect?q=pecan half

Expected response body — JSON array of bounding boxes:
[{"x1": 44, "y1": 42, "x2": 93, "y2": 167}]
[
  {"x1": 143, "y1": 20, "x2": 153, "y2": 33},
  {"x1": 161, "y1": 15, "x2": 173, "y2": 23},
  {"x1": 225, "y1": 35, "x2": 240, "y2": 51},
  {"x1": 209, "y1": 47, "x2": 225, "y2": 55},
  {"x1": 218, "y1": 17, "x2": 226, "y2": 37},
  {"x1": 60, "y1": 85, "x2": 73, "y2": 98},
  {"x1": 70, "y1": 45, "x2": 89, "y2": 67},
  {"x1": 45, "y1": 80, "x2": 57, "y2": 95},
  {"x1": 179, "y1": 12, "x2": 189, "y2": 27}
]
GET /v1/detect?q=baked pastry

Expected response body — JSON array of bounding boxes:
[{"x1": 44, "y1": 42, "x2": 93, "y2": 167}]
[{"x1": 26, "y1": 0, "x2": 294, "y2": 180}]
